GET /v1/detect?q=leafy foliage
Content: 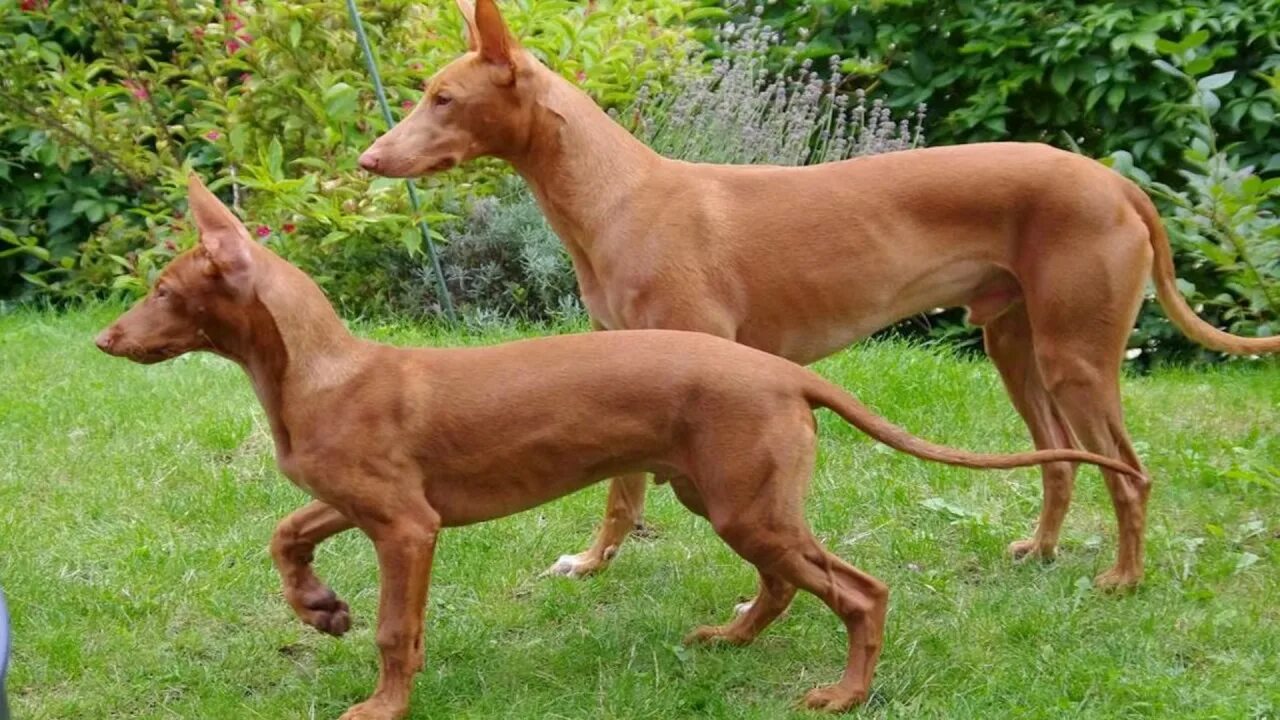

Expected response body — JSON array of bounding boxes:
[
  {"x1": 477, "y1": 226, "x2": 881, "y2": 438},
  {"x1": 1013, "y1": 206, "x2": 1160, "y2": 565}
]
[
  {"x1": 1109, "y1": 47, "x2": 1280, "y2": 364},
  {"x1": 0, "y1": 0, "x2": 694, "y2": 315},
  {"x1": 744, "y1": 0, "x2": 1279, "y2": 182}
]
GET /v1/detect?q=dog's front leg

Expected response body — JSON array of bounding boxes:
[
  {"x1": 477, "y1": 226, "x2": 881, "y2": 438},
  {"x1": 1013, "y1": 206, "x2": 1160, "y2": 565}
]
[
  {"x1": 340, "y1": 506, "x2": 440, "y2": 720},
  {"x1": 271, "y1": 500, "x2": 355, "y2": 635}
]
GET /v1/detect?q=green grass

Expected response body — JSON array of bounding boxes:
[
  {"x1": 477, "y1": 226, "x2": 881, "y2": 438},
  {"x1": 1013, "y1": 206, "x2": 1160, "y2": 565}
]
[{"x1": 2, "y1": 307, "x2": 1278, "y2": 719}]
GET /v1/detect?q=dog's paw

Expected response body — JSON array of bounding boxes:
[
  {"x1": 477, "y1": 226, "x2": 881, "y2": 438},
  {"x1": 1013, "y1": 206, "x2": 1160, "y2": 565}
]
[
  {"x1": 291, "y1": 585, "x2": 352, "y2": 636},
  {"x1": 733, "y1": 599, "x2": 755, "y2": 616},
  {"x1": 801, "y1": 683, "x2": 868, "y2": 713},
  {"x1": 682, "y1": 624, "x2": 751, "y2": 646},
  {"x1": 338, "y1": 698, "x2": 406, "y2": 720},
  {"x1": 540, "y1": 548, "x2": 613, "y2": 579},
  {"x1": 1093, "y1": 566, "x2": 1142, "y2": 592},
  {"x1": 1008, "y1": 538, "x2": 1056, "y2": 562}
]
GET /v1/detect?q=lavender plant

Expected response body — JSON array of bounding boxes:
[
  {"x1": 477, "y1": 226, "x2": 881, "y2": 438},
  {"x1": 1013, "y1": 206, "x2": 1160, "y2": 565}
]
[{"x1": 623, "y1": 6, "x2": 927, "y2": 166}]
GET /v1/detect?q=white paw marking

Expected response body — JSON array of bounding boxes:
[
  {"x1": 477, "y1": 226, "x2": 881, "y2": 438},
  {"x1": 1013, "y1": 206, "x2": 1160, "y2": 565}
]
[
  {"x1": 543, "y1": 554, "x2": 588, "y2": 579},
  {"x1": 733, "y1": 600, "x2": 755, "y2": 616}
]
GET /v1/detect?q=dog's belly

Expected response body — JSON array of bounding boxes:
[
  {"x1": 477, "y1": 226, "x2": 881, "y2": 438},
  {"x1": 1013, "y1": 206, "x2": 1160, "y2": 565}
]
[
  {"x1": 424, "y1": 457, "x2": 678, "y2": 527},
  {"x1": 740, "y1": 259, "x2": 1011, "y2": 366}
]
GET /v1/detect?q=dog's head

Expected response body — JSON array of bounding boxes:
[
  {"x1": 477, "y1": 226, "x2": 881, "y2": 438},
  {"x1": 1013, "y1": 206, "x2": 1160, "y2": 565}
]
[
  {"x1": 96, "y1": 175, "x2": 258, "y2": 364},
  {"x1": 358, "y1": 0, "x2": 536, "y2": 177}
]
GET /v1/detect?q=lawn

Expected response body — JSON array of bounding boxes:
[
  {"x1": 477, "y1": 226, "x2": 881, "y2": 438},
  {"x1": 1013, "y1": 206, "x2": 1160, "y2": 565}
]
[{"x1": 1, "y1": 307, "x2": 1278, "y2": 719}]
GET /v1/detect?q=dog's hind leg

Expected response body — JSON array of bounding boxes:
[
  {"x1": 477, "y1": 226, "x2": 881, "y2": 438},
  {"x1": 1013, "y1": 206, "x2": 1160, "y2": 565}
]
[
  {"x1": 983, "y1": 303, "x2": 1079, "y2": 562},
  {"x1": 711, "y1": 511, "x2": 888, "y2": 712},
  {"x1": 669, "y1": 474, "x2": 799, "y2": 646},
  {"x1": 1021, "y1": 225, "x2": 1152, "y2": 589},
  {"x1": 270, "y1": 500, "x2": 355, "y2": 636},
  {"x1": 692, "y1": 415, "x2": 886, "y2": 711},
  {"x1": 684, "y1": 571, "x2": 798, "y2": 646}
]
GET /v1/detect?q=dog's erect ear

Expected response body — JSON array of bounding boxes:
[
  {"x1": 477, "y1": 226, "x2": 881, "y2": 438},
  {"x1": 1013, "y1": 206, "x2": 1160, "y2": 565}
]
[
  {"x1": 474, "y1": 0, "x2": 514, "y2": 69},
  {"x1": 455, "y1": 0, "x2": 479, "y2": 51},
  {"x1": 187, "y1": 173, "x2": 253, "y2": 298}
]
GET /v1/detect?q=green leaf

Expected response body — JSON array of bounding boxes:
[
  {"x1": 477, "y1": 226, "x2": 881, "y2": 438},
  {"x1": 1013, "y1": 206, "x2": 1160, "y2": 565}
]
[
  {"x1": 1181, "y1": 30, "x2": 1210, "y2": 51},
  {"x1": 1050, "y1": 64, "x2": 1073, "y2": 95},
  {"x1": 1249, "y1": 101, "x2": 1276, "y2": 124},
  {"x1": 879, "y1": 68, "x2": 914, "y2": 87},
  {"x1": 323, "y1": 82, "x2": 359, "y2": 122},
  {"x1": 1199, "y1": 89, "x2": 1220, "y2": 115},
  {"x1": 289, "y1": 21, "x2": 302, "y2": 49},
  {"x1": 1152, "y1": 59, "x2": 1185, "y2": 79},
  {"x1": 1107, "y1": 85, "x2": 1126, "y2": 112},
  {"x1": 267, "y1": 138, "x2": 284, "y2": 178},
  {"x1": 684, "y1": 7, "x2": 730, "y2": 23},
  {"x1": 1196, "y1": 71, "x2": 1235, "y2": 90},
  {"x1": 1184, "y1": 56, "x2": 1213, "y2": 77}
]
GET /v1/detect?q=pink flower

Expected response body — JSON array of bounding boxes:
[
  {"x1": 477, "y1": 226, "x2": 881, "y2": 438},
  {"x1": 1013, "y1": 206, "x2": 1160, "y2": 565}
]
[
  {"x1": 255, "y1": 225, "x2": 270, "y2": 238},
  {"x1": 123, "y1": 79, "x2": 150, "y2": 101},
  {"x1": 226, "y1": 13, "x2": 244, "y2": 30},
  {"x1": 282, "y1": 223, "x2": 297, "y2": 234},
  {"x1": 402, "y1": 100, "x2": 414, "y2": 111},
  {"x1": 575, "y1": 70, "x2": 587, "y2": 84},
  {"x1": 240, "y1": 73, "x2": 252, "y2": 84},
  {"x1": 205, "y1": 130, "x2": 221, "y2": 141},
  {"x1": 225, "y1": 38, "x2": 242, "y2": 54}
]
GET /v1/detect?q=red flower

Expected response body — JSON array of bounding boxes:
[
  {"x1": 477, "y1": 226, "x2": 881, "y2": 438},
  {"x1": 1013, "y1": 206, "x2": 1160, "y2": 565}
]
[
  {"x1": 256, "y1": 225, "x2": 270, "y2": 238},
  {"x1": 226, "y1": 13, "x2": 244, "y2": 30},
  {"x1": 282, "y1": 223, "x2": 297, "y2": 234},
  {"x1": 225, "y1": 38, "x2": 242, "y2": 54},
  {"x1": 19, "y1": 0, "x2": 46, "y2": 11},
  {"x1": 123, "y1": 79, "x2": 150, "y2": 101},
  {"x1": 205, "y1": 130, "x2": 221, "y2": 141}
]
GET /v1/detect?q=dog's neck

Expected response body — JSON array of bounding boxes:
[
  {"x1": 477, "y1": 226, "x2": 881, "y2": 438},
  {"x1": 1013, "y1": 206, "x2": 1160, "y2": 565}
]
[
  {"x1": 206, "y1": 251, "x2": 365, "y2": 454},
  {"x1": 506, "y1": 58, "x2": 661, "y2": 255}
]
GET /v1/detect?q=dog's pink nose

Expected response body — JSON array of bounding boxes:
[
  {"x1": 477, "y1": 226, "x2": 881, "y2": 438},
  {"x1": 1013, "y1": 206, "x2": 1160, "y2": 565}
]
[
  {"x1": 95, "y1": 329, "x2": 116, "y2": 353},
  {"x1": 358, "y1": 151, "x2": 381, "y2": 172}
]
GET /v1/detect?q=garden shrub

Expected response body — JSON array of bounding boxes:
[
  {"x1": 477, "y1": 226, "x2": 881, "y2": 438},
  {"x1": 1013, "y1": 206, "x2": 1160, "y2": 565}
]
[
  {"x1": 1108, "y1": 46, "x2": 1279, "y2": 365},
  {"x1": 0, "y1": 0, "x2": 694, "y2": 316},
  {"x1": 742, "y1": 0, "x2": 1279, "y2": 182}
]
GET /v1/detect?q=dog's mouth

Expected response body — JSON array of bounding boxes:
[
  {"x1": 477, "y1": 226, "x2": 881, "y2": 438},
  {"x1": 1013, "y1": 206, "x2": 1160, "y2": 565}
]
[
  {"x1": 117, "y1": 344, "x2": 180, "y2": 364},
  {"x1": 426, "y1": 157, "x2": 458, "y2": 173}
]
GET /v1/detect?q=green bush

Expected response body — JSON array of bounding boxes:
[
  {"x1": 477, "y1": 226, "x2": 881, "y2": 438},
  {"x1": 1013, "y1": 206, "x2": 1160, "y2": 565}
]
[
  {"x1": 1108, "y1": 49, "x2": 1280, "y2": 364},
  {"x1": 0, "y1": 0, "x2": 694, "y2": 315},
  {"x1": 744, "y1": 0, "x2": 1279, "y2": 181}
]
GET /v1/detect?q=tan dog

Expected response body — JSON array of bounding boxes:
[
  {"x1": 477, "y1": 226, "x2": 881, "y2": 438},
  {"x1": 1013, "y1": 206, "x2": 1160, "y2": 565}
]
[
  {"x1": 96, "y1": 176, "x2": 1138, "y2": 717},
  {"x1": 358, "y1": 0, "x2": 1280, "y2": 590}
]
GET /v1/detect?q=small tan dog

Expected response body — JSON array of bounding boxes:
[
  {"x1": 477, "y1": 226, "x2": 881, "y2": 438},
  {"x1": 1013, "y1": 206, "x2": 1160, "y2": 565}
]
[
  {"x1": 358, "y1": 0, "x2": 1280, "y2": 590},
  {"x1": 96, "y1": 176, "x2": 1138, "y2": 717}
]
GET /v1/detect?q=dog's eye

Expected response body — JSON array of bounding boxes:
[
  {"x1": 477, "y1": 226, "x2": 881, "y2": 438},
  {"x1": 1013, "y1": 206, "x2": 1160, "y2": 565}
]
[{"x1": 433, "y1": 93, "x2": 453, "y2": 108}]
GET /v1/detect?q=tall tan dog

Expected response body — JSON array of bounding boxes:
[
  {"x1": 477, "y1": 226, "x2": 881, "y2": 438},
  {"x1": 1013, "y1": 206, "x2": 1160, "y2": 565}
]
[
  {"x1": 358, "y1": 0, "x2": 1279, "y2": 590},
  {"x1": 96, "y1": 176, "x2": 1136, "y2": 716}
]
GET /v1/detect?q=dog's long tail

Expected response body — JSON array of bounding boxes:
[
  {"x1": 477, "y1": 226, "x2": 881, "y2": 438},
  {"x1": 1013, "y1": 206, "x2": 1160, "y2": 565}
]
[
  {"x1": 801, "y1": 377, "x2": 1145, "y2": 479},
  {"x1": 1125, "y1": 181, "x2": 1280, "y2": 355}
]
